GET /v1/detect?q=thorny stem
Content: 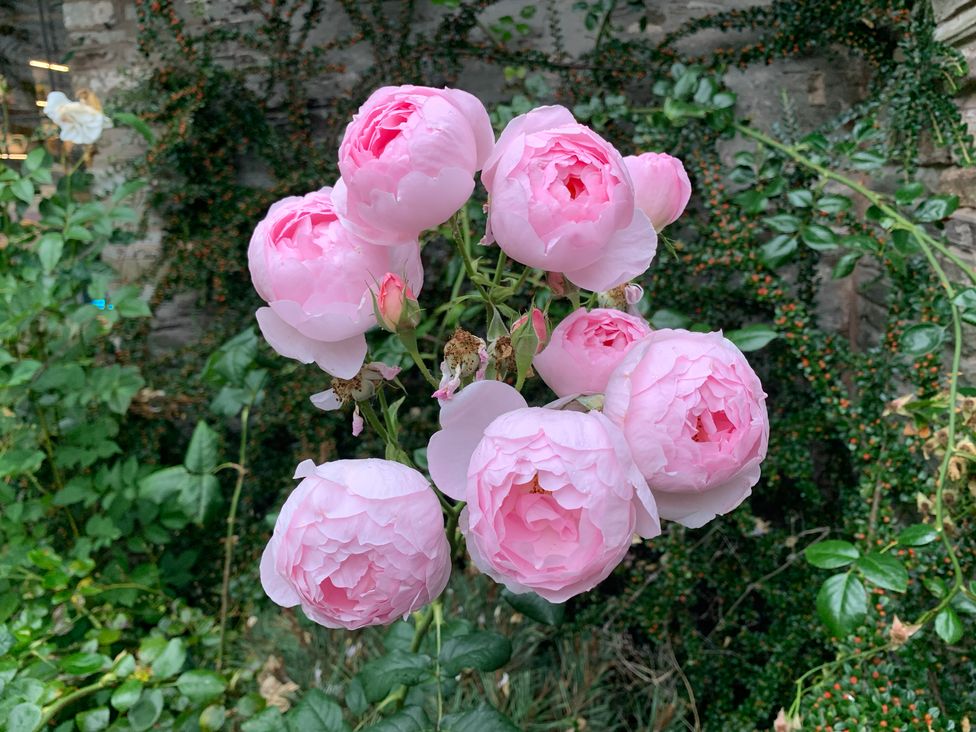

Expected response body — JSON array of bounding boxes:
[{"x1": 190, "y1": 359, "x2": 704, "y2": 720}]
[
  {"x1": 217, "y1": 404, "x2": 250, "y2": 673},
  {"x1": 737, "y1": 122, "x2": 974, "y2": 717}
]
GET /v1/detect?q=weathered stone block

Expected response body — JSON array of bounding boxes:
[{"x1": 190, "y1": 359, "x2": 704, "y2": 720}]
[
  {"x1": 62, "y1": 0, "x2": 116, "y2": 30},
  {"x1": 940, "y1": 168, "x2": 976, "y2": 209}
]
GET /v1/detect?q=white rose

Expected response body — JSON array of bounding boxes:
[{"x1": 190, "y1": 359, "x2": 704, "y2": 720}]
[{"x1": 44, "y1": 91, "x2": 113, "y2": 145}]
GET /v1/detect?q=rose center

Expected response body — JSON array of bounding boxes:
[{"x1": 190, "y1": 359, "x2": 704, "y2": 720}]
[
  {"x1": 524, "y1": 475, "x2": 550, "y2": 495},
  {"x1": 691, "y1": 409, "x2": 735, "y2": 443},
  {"x1": 564, "y1": 175, "x2": 586, "y2": 200}
]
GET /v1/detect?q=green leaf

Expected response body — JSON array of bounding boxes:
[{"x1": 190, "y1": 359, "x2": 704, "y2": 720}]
[
  {"x1": 901, "y1": 323, "x2": 944, "y2": 357},
  {"x1": 140, "y1": 466, "x2": 192, "y2": 503},
  {"x1": 832, "y1": 252, "x2": 862, "y2": 279},
  {"x1": 0, "y1": 449, "x2": 45, "y2": 478},
  {"x1": 240, "y1": 708, "x2": 284, "y2": 732},
  {"x1": 895, "y1": 181, "x2": 925, "y2": 204},
  {"x1": 200, "y1": 705, "x2": 227, "y2": 731},
  {"x1": 786, "y1": 189, "x2": 813, "y2": 207},
  {"x1": 800, "y1": 223, "x2": 838, "y2": 251},
  {"x1": 150, "y1": 638, "x2": 186, "y2": 679},
  {"x1": 362, "y1": 707, "x2": 428, "y2": 732},
  {"x1": 805, "y1": 540, "x2": 860, "y2": 569},
  {"x1": 856, "y1": 553, "x2": 908, "y2": 592},
  {"x1": 286, "y1": 689, "x2": 348, "y2": 732},
  {"x1": 24, "y1": 146, "x2": 47, "y2": 172},
  {"x1": 760, "y1": 235, "x2": 797, "y2": 268},
  {"x1": 898, "y1": 524, "x2": 938, "y2": 547},
  {"x1": 934, "y1": 607, "x2": 963, "y2": 644},
  {"x1": 112, "y1": 179, "x2": 148, "y2": 203},
  {"x1": 7, "y1": 359, "x2": 42, "y2": 386},
  {"x1": 649, "y1": 309, "x2": 691, "y2": 330},
  {"x1": 177, "y1": 670, "x2": 227, "y2": 703},
  {"x1": 358, "y1": 650, "x2": 432, "y2": 703},
  {"x1": 816, "y1": 573, "x2": 867, "y2": 636},
  {"x1": 114, "y1": 112, "x2": 155, "y2": 143},
  {"x1": 37, "y1": 232, "x2": 64, "y2": 272},
  {"x1": 7, "y1": 703, "x2": 42, "y2": 732},
  {"x1": 952, "y1": 288, "x2": 976, "y2": 314},
  {"x1": 916, "y1": 195, "x2": 959, "y2": 222},
  {"x1": 725, "y1": 324, "x2": 778, "y2": 352},
  {"x1": 128, "y1": 688, "x2": 163, "y2": 731},
  {"x1": 61, "y1": 652, "x2": 110, "y2": 675},
  {"x1": 76, "y1": 707, "x2": 110, "y2": 732},
  {"x1": 924, "y1": 577, "x2": 947, "y2": 599},
  {"x1": 116, "y1": 296, "x2": 151, "y2": 318},
  {"x1": 11, "y1": 177, "x2": 34, "y2": 204},
  {"x1": 111, "y1": 678, "x2": 143, "y2": 711},
  {"x1": 185, "y1": 421, "x2": 219, "y2": 473},
  {"x1": 181, "y1": 473, "x2": 221, "y2": 526},
  {"x1": 442, "y1": 705, "x2": 520, "y2": 732},
  {"x1": 849, "y1": 149, "x2": 886, "y2": 170},
  {"x1": 816, "y1": 194, "x2": 852, "y2": 214},
  {"x1": 502, "y1": 589, "x2": 565, "y2": 625},
  {"x1": 203, "y1": 328, "x2": 258, "y2": 384},
  {"x1": 763, "y1": 214, "x2": 801, "y2": 233},
  {"x1": 440, "y1": 631, "x2": 512, "y2": 676}
]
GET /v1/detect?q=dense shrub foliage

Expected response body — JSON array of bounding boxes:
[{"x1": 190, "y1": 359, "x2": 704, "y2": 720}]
[{"x1": 2, "y1": 1, "x2": 975, "y2": 730}]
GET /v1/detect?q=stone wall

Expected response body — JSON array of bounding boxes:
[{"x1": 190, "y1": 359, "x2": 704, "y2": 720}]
[{"x1": 49, "y1": 1, "x2": 975, "y2": 365}]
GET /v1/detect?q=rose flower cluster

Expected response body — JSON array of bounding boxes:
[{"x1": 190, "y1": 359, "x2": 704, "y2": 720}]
[{"x1": 250, "y1": 85, "x2": 769, "y2": 629}]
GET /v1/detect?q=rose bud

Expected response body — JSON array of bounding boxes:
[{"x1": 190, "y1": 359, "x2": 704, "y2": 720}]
[
  {"x1": 374, "y1": 273, "x2": 421, "y2": 333},
  {"x1": 624, "y1": 152, "x2": 692, "y2": 231}
]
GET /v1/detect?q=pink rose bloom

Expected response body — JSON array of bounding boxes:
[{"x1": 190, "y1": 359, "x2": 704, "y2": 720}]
[
  {"x1": 248, "y1": 187, "x2": 423, "y2": 378},
  {"x1": 427, "y1": 381, "x2": 659, "y2": 603},
  {"x1": 333, "y1": 85, "x2": 494, "y2": 244},
  {"x1": 481, "y1": 106, "x2": 657, "y2": 292},
  {"x1": 534, "y1": 308, "x2": 652, "y2": 397},
  {"x1": 603, "y1": 329, "x2": 769, "y2": 529},
  {"x1": 624, "y1": 152, "x2": 692, "y2": 231},
  {"x1": 260, "y1": 458, "x2": 451, "y2": 630}
]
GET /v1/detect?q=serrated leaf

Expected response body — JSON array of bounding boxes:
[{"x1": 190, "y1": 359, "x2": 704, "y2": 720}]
[
  {"x1": 816, "y1": 573, "x2": 867, "y2": 636},
  {"x1": 358, "y1": 650, "x2": 432, "y2": 703},
  {"x1": 362, "y1": 706, "x2": 428, "y2": 732},
  {"x1": 140, "y1": 466, "x2": 192, "y2": 503},
  {"x1": 898, "y1": 524, "x2": 938, "y2": 547},
  {"x1": 185, "y1": 421, "x2": 219, "y2": 473},
  {"x1": 442, "y1": 705, "x2": 520, "y2": 732},
  {"x1": 24, "y1": 146, "x2": 47, "y2": 172},
  {"x1": 901, "y1": 323, "x2": 944, "y2": 357},
  {"x1": 805, "y1": 540, "x2": 860, "y2": 569},
  {"x1": 439, "y1": 631, "x2": 512, "y2": 676},
  {"x1": 286, "y1": 689, "x2": 348, "y2": 732},
  {"x1": 502, "y1": 589, "x2": 565, "y2": 625},
  {"x1": 725, "y1": 324, "x2": 778, "y2": 352},
  {"x1": 935, "y1": 607, "x2": 963, "y2": 644},
  {"x1": 856, "y1": 552, "x2": 908, "y2": 592}
]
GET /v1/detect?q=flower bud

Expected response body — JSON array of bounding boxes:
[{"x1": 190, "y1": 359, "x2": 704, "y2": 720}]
[
  {"x1": 511, "y1": 308, "x2": 548, "y2": 354},
  {"x1": 374, "y1": 273, "x2": 421, "y2": 333},
  {"x1": 623, "y1": 152, "x2": 692, "y2": 231}
]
